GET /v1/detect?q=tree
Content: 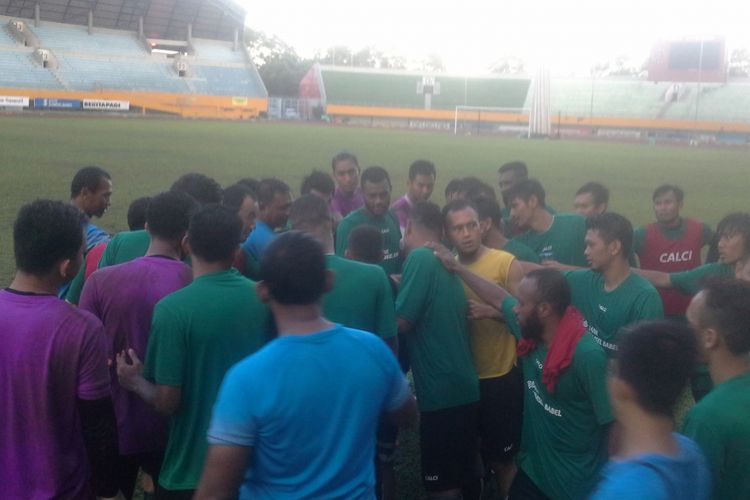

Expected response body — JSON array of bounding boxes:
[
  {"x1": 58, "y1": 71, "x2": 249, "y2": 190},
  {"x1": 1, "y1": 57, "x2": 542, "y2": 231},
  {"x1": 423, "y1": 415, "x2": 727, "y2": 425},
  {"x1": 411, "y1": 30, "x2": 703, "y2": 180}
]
[
  {"x1": 244, "y1": 28, "x2": 311, "y2": 96},
  {"x1": 729, "y1": 48, "x2": 749, "y2": 77},
  {"x1": 489, "y1": 56, "x2": 525, "y2": 75}
]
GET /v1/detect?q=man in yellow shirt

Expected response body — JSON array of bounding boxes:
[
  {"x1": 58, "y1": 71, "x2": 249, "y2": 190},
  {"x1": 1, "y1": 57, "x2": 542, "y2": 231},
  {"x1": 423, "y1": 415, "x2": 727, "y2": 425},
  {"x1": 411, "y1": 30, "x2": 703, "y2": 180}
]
[{"x1": 443, "y1": 199, "x2": 525, "y2": 497}]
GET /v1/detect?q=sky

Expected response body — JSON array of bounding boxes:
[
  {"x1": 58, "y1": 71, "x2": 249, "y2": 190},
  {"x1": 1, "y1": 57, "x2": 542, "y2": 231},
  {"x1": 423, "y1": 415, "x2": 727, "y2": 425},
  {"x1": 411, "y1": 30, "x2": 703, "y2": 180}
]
[{"x1": 242, "y1": 0, "x2": 750, "y2": 76}]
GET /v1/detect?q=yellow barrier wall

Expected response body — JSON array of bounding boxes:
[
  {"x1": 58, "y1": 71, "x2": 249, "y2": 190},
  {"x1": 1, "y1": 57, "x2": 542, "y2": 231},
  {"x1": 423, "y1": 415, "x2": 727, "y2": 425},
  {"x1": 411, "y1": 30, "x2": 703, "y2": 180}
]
[
  {"x1": 326, "y1": 104, "x2": 750, "y2": 134},
  {"x1": 0, "y1": 87, "x2": 267, "y2": 119}
]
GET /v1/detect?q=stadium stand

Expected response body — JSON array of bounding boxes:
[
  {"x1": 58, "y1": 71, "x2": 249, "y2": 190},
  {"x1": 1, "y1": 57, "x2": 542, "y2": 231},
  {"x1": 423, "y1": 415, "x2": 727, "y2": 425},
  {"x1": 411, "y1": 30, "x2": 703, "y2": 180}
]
[
  {"x1": 0, "y1": 0, "x2": 268, "y2": 118},
  {"x1": 547, "y1": 79, "x2": 673, "y2": 119},
  {"x1": 663, "y1": 83, "x2": 750, "y2": 123}
]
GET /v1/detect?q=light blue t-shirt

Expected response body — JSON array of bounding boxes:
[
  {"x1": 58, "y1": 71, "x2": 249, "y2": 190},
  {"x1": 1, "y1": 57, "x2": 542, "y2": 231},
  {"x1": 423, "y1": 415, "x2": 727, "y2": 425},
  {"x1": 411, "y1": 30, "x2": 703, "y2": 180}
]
[
  {"x1": 242, "y1": 221, "x2": 275, "y2": 260},
  {"x1": 85, "y1": 222, "x2": 110, "y2": 251},
  {"x1": 591, "y1": 433, "x2": 711, "y2": 500},
  {"x1": 207, "y1": 325, "x2": 411, "y2": 500}
]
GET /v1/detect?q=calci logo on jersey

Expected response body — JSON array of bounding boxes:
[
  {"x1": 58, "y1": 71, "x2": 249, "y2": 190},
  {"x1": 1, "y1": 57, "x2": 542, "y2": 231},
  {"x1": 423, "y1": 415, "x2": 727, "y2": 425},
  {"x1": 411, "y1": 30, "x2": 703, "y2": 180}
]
[{"x1": 659, "y1": 250, "x2": 693, "y2": 264}]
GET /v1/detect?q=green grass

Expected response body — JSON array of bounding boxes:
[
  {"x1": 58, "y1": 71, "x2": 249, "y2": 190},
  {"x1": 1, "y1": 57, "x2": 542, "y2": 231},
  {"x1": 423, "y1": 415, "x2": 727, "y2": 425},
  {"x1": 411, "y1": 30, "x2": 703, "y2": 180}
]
[
  {"x1": 0, "y1": 115, "x2": 743, "y2": 498},
  {"x1": 1, "y1": 115, "x2": 748, "y2": 285}
]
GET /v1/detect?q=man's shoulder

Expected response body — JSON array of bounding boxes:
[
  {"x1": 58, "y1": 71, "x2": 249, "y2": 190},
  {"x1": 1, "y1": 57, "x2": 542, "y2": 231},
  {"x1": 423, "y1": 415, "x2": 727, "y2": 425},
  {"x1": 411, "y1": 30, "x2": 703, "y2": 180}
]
[
  {"x1": 328, "y1": 254, "x2": 384, "y2": 278},
  {"x1": 573, "y1": 333, "x2": 607, "y2": 360},
  {"x1": 404, "y1": 246, "x2": 437, "y2": 266},
  {"x1": 554, "y1": 212, "x2": 587, "y2": 228}
]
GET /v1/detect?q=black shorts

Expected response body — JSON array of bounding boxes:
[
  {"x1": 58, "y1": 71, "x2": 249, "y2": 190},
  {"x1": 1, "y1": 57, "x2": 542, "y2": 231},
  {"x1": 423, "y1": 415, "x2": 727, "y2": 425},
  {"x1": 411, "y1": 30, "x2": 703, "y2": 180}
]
[
  {"x1": 478, "y1": 365, "x2": 523, "y2": 463},
  {"x1": 376, "y1": 418, "x2": 398, "y2": 463},
  {"x1": 420, "y1": 402, "x2": 479, "y2": 492}
]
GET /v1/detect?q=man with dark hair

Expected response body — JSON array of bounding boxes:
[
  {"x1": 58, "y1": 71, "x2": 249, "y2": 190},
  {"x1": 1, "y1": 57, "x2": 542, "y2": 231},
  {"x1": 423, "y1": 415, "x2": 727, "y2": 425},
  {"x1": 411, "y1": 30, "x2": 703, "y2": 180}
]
[
  {"x1": 391, "y1": 159, "x2": 437, "y2": 234},
  {"x1": 330, "y1": 151, "x2": 364, "y2": 218},
  {"x1": 80, "y1": 191, "x2": 197, "y2": 499},
  {"x1": 497, "y1": 161, "x2": 528, "y2": 201},
  {"x1": 471, "y1": 195, "x2": 540, "y2": 263},
  {"x1": 242, "y1": 178, "x2": 292, "y2": 260},
  {"x1": 117, "y1": 205, "x2": 271, "y2": 499},
  {"x1": 635, "y1": 212, "x2": 750, "y2": 293},
  {"x1": 573, "y1": 181, "x2": 609, "y2": 217},
  {"x1": 425, "y1": 256, "x2": 613, "y2": 500},
  {"x1": 347, "y1": 225, "x2": 386, "y2": 264},
  {"x1": 127, "y1": 196, "x2": 151, "y2": 231},
  {"x1": 462, "y1": 176, "x2": 497, "y2": 201},
  {"x1": 633, "y1": 184, "x2": 714, "y2": 319},
  {"x1": 682, "y1": 279, "x2": 750, "y2": 499},
  {"x1": 236, "y1": 177, "x2": 260, "y2": 197},
  {"x1": 336, "y1": 166, "x2": 402, "y2": 275},
  {"x1": 301, "y1": 169, "x2": 336, "y2": 201},
  {"x1": 592, "y1": 321, "x2": 710, "y2": 499},
  {"x1": 508, "y1": 179, "x2": 588, "y2": 266},
  {"x1": 396, "y1": 201, "x2": 480, "y2": 499},
  {"x1": 98, "y1": 172, "x2": 224, "y2": 271},
  {"x1": 443, "y1": 199, "x2": 524, "y2": 496},
  {"x1": 71, "y1": 165, "x2": 113, "y2": 250},
  {"x1": 223, "y1": 184, "x2": 259, "y2": 279},
  {"x1": 290, "y1": 194, "x2": 397, "y2": 350},
  {"x1": 445, "y1": 177, "x2": 466, "y2": 202},
  {"x1": 170, "y1": 173, "x2": 223, "y2": 205},
  {"x1": 194, "y1": 231, "x2": 416, "y2": 499},
  {"x1": 0, "y1": 200, "x2": 118, "y2": 500},
  {"x1": 565, "y1": 213, "x2": 663, "y2": 356}
]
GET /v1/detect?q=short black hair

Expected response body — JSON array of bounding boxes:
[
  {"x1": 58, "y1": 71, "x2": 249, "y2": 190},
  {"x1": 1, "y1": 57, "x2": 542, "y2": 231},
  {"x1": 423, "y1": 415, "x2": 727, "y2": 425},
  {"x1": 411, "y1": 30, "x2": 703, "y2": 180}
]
[
  {"x1": 444, "y1": 178, "x2": 465, "y2": 199},
  {"x1": 505, "y1": 179, "x2": 546, "y2": 208},
  {"x1": 410, "y1": 201, "x2": 443, "y2": 237},
  {"x1": 331, "y1": 151, "x2": 359, "y2": 170},
  {"x1": 237, "y1": 177, "x2": 260, "y2": 197},
  {"x1": 716, "y1": 212, "x2": 750, "y2": 256},
  {"x1": 652, "y1": 184, "x2": 684, "y2": 203},
  {"x1": 616, "y1": 320, "x2": 696, "y2": 417},
  {"x1": 187, "y1": 204, "x2": 242, "y2": 263},
  {"x1": 13, "y1": 199, "x2": 86, "y2": 276},
  {"x1": 301, "y1": 170, "x2": 335, "y2": 197},
  {"x1": 127, "y1": 196, "x2": 151, "y2": 231},
  {"x1": 170, "y1": 173, "x2": 223, "y2": 205},
  {"x1": 576, "y1": 182, "x2": 610, "y2": 206},
  {"x1": 222, "y1": 183, "x2": 254, "y2": 213},
  {"x1": 146, "y1": 191, "x2": 198, "y2": 241},
  {"x1": 698, "y1": 279, "x2": 750, "y2": 355},
  {"x1": 347, "y1": 225, "x2": 384, "y2": 263},
  {"x1": 289, "y1": 194, "x2": 331, "y2": 231},
  {"x1": 360, "y1": 166, "x2": 392, "y2": 190},
  {"x1": 462, "y1": 177, "x2": 496, "y2": 201},
  {"x1": 409, "y1": 160, "x2": 436, "y2": 180},
  {"x1": 70, "y1": 166, "x2": 111, "y2": 198},
  {"x1": 260, "y1": 231, "x2": 327, "y2": 305},
  {"x1": 526, "y1": 268, "x2": 571, "y2": 316},
  {"x1": 441, "y1": 199, "x2": 479, "y2": 226},
  {"x1": 257, "y1": 178, "x2": 291, "y2": 207},
  {"x1": 498, "y1": 161, "x2": 528, "y2": 177},
  {"x1": 472, "y1": 195, "x2": 503, "y2": 228},
  {"x1": 586, "y1": 212, "x2": 634, "y2": 257}
]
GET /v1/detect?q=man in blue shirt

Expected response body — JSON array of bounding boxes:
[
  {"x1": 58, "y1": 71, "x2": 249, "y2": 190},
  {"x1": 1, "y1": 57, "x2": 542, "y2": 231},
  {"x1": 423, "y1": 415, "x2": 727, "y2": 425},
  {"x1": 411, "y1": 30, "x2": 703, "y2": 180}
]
[
  {"x1": 591, "y1": 321, "x2": 711, "y2": 500},
  {"x1": 195, "y1": 231, "x2": 417, "y2": 500},
  {"x1": 241, "y1": 178, "x2": 292, "y2": 260},
  {"x1": 70, "y1": 165, "x2": 112, "y2": 250}
]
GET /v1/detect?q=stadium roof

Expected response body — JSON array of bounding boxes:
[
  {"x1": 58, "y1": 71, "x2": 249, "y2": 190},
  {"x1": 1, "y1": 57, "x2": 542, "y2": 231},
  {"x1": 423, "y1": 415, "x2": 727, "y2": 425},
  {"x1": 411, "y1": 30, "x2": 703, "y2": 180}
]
[{"x1": 0, "y1": 0, "x2": 246, "y2": 41}]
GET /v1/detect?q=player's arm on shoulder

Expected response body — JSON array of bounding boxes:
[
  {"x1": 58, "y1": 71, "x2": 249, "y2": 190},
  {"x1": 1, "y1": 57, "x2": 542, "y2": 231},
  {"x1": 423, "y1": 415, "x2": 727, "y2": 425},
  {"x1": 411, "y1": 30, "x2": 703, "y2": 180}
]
[
  {"x1": 381, "y1": 349, "x2": 418, "y2": 428},
  {"x1": 506, "y1": 258, "x2": 524, "y2": 296},
  {"x1": 194, "y1": 444, "x2": 251, "y2": 500},
  {"x1": 116, "y1": 348, "x2": 182, "y2": 416}
]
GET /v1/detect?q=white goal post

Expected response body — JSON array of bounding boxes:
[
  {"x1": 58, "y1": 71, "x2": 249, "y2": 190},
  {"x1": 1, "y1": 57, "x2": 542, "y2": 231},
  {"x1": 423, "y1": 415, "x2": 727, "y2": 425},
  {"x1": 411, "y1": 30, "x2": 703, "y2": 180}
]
[{"x1": 453, "y1": 105, "x2": 529, "y2": 135}]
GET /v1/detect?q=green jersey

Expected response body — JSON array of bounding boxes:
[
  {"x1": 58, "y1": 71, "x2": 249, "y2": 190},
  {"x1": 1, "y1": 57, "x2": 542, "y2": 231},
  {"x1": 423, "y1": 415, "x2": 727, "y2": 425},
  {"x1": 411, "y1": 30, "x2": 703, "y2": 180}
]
[
  {"x1": 396, "y1": 247, "x2": 479, "y2": 411},
  {"x1": 143, "y1": 269, "x2": 271, "y2": 490},
  {"x1": 502, "y1": 297, "x2": 613, "y2": 500},
  {"x1": 670, "y1": 263, "x2": 735, "y2": 295},
  {"x1": 513, "y1": 213, "x2": 588, "y2": 267},
  {"x1": 503, "y1": 238, "x2": 541, "y2": 263},
  {"x1": 99, "y1": 230, "x2": 151, "y2": 268},
  {"x1": 682, "y1": 372, "x2": 750, "y2": 500},
  {"x1": 323, "y1": 255, "x2": 397, "y2": 340},
  {"x1": 335, "y1": 208, "x2": 402, "y2": 275},
  {"x1": 565, "y1": 270, "x2": 663, "y2": 355}
]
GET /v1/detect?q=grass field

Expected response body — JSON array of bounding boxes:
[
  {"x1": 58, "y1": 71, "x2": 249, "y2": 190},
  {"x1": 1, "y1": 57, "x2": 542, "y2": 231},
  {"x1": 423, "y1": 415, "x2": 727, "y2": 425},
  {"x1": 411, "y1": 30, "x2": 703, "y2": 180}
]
[
  {"x1": 0, "y1": 115, "x2": 747, "y2": 498},
  {"x1": 2, "y1": 116, "x2": 749, "y2": 285}
]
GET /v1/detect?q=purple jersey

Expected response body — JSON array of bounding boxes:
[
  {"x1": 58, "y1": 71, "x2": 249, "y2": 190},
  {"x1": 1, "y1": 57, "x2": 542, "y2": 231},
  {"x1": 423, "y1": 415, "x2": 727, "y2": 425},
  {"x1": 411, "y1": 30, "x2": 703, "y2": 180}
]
[
  {"x1": 0, "y1": 289, "x2": 110, "y2": 500},
  {"x1": 390, "y1": 194, "x2": 412, "y2": 234},
  {"x1": 79, "y1": 256, "x2": 192, "y2": 455},
  {"x1": 331, "y1": 186, "x2": 364, "y2": 218}
]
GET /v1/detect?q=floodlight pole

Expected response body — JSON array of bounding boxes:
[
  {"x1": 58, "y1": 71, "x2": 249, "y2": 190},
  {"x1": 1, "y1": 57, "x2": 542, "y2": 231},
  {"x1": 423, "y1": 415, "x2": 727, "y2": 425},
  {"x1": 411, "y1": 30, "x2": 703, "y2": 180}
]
[{"x1": 692, "y1": 39, "x2": 704, "y2": 140}]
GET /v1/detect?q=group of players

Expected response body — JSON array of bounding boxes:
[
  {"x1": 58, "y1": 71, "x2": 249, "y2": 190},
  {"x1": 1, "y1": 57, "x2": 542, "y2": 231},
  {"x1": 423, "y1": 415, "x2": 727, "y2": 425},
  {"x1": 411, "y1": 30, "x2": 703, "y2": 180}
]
[{"x1": 1, "y1": 153, "x2": 749, "y2": 500}]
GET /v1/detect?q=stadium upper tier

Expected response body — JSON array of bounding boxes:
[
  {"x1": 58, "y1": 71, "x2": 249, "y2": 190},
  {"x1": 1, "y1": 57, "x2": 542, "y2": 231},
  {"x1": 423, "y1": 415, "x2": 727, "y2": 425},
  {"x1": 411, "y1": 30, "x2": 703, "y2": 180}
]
[
  {"x1": 314, "y1": 66, "x2": 531, "y2": 109},
  {"x1": 0, "y1": 17, "x2": 267, "y2": 97}
]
